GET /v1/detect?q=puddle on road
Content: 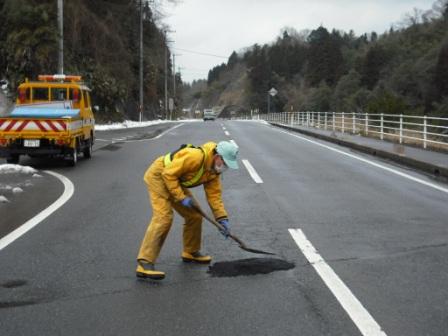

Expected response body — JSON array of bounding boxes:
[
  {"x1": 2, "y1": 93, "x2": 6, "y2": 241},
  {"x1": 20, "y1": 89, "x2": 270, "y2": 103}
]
[{"x1": 208, "y1": 258, "x2": 295, "y2": 277}]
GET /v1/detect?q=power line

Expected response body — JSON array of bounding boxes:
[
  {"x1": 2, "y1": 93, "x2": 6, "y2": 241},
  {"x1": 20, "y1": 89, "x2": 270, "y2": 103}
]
[{"x1": 173, "y1": 47, "x2": 228, "y2": 59}]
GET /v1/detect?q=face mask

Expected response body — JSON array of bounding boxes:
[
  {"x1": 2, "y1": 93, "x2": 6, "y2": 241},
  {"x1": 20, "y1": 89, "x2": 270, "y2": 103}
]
[{"x1": 214, "y1": 162, "x2": 228, "y2": 174}]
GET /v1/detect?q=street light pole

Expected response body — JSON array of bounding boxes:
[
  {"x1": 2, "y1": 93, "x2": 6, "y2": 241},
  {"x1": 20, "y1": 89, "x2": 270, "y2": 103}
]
[{"x1": 57, "y1": 0, "x2": 64, "y2": 74}]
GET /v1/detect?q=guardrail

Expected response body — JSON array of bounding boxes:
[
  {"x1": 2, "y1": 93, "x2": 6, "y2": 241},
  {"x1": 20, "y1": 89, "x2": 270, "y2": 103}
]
[{"x1": 258, "y1": 112, "x2": 448, "y2": 151}]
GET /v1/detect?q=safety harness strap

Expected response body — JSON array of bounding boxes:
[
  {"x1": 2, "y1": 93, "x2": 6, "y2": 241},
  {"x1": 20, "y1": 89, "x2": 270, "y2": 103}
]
[{"x1": 163, "y1": 144, "x2": 207, "y2": 187}]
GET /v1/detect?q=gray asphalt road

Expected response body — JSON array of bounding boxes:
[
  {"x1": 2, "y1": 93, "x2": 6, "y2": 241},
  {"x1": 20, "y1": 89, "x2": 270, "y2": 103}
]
[
  {"x1": 1, "y1": 120, "x2": 447, "y2": 336},
  {"x1": 0, "y1": 123, "x2": 175, "y2": 237}
]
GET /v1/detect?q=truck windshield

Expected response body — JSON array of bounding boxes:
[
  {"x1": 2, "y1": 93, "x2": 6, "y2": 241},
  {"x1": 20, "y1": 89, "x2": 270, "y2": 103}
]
[
  {"x1": 51, "y1": 88, "x2": 68, "y2": 101},
  {"x1": 33, "y1": 88, "x2": 49, "y2": 101}
]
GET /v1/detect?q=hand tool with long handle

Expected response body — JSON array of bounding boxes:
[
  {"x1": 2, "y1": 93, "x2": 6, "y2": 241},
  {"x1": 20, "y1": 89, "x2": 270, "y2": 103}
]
[{"x1": 191, "y1": 202, "x2": 275, "y2": 256}]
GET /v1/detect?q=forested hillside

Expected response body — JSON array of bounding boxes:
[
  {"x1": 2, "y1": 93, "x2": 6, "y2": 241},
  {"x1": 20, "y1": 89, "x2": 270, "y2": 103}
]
[
  {"x1": 0, "y1": 0, "x2": 180, "y2": 121},
  {"x1": 184, "y1": 1, "x2": 448, "y2": 118}
]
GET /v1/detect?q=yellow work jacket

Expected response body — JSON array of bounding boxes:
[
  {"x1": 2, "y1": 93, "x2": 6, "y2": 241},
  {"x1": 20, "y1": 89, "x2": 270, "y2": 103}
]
[{"x1": 162, "y1": 142, "x2": 228, "y2": 220}]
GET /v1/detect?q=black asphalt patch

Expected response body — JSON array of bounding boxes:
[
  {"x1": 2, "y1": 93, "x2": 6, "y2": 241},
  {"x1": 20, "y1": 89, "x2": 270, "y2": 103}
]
[
  {"x1": 130, "y1": 128, "x2": 165, "y2": 140},
  {"x1": 1, "y1": 279, "x2": 27, "y2": 288},
  {"x1": 98, "y1": 143, "x2": 123, "y2": 151},
  {"x1": 0, "y1": 300, "x2": 42, "y2": 309},
  {"x1": 207, "y1": 258, "x2": 295, "y2": 277}
]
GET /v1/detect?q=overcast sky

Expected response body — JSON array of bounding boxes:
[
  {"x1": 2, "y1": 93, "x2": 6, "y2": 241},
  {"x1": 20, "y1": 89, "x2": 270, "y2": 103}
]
[{"x1": 164, "y1": 0, "x2": 436, "y2": 83}]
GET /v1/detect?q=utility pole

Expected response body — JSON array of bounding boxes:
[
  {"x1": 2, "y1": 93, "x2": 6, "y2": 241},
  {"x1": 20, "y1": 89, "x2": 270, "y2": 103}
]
[
  {"x1": 57, "y1": 0, "x2": 64, "y2": 74},
  {"x1": 164, "y1": 39, "x2": 168, "y2": 119},
  {"x1": 172, "y1": 54, "x2": 181, "y2": 120},
  {"x1": 173, "y1": 54, "x2": 176, "y2": 100},
  {"x1": 163, "y1": 30, "x2": 174, "y2": 119},
  {"x1": 172, "y1": 54, "x2": 182, "y2": 98},
  {"x1": 139, "y1": 0, "x2": 143, "y2": 122}
]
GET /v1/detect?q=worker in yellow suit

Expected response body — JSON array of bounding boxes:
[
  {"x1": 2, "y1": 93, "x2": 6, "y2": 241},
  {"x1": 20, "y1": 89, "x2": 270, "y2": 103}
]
[{"x1": 136, "y1": 141, "x2": 239, "y2": 280}]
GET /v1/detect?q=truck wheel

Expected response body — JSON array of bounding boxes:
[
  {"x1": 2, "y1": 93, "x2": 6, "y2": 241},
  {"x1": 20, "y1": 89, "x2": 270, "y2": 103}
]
[
  {"x1": 67, "y1": 149, "x2": 77, "y2": 167},
  {"x1": 6, "y1": 155, "x2": 19, "y2": 164},
  {"x1": 83, "y1": 139, "x2": 93, "y2": 159}
]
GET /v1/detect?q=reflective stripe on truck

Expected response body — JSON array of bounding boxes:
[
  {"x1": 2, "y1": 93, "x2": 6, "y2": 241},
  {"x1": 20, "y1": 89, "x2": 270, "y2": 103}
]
[{"x1": 0, "y1": 119, "x2": 68, "y2": 132}]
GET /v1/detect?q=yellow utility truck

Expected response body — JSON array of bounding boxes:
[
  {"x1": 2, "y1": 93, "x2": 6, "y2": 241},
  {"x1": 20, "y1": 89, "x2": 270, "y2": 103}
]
[{"x1": 0, "y1": 75, "x2": 95, "y2": 166}]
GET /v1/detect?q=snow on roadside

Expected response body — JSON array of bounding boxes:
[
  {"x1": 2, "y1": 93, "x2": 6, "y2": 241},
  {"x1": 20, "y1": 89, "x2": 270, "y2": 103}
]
[
  {"x1": 12, "y1": 187, "x2": 23, "y2": 193},
  {"x1": 0, "y1": 164, "x2": 37, "y2": 175},
  {"x1": 0, "y1": 164, "x2": 40, "y2": 204},
  {"x1": 235, "y1": 119, "x2": 269, "y2": 125},
  {"x1": 95, "y1": 119, "x2": 200, "y2": 131}
]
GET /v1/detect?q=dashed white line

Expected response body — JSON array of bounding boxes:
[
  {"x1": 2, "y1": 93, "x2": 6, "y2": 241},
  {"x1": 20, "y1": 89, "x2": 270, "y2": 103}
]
[
  {"x1": 224, "y1": 130, "x2": 230, "y2": 136},
  {"x1": 289, "y1": 228, "x2": 387, "y2": 336},
  {"x1": 0, "y1": 171, "x2": 74, "y2": 251},
  {"x1": 229, "y1": 139, "x2": 239, "y2": 148},
  {"x1": 242, "y1": 159, "x2": 263, "y2": 183},
  {"x1": 275, "y1": 128, "x2": 448, "y2": 195}
]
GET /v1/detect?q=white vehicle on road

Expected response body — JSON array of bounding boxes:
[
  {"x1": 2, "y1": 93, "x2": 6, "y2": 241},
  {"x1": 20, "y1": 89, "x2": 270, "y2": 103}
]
[{"x1": 203, "y1": 109, "x2": 216, "y2": 121}]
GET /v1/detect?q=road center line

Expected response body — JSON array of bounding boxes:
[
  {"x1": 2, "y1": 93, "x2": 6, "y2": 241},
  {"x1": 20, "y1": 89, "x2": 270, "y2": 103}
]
[
  {"x1": 242, "y1": 159, "x2": 263, "y2": 183},
  {"x1": 275, "y1": 128, "x2": 448, "y2": 195},
  {"x1": 0, "y1": 171, "x2": 74, "y2": 251},
  {"x1": 229, "y1": 139, "x2": 238, "y2": 148},
  {"x1": 289, "y1": 229, "x2": 387, "y2": 336},
  {"x1": 224, "y1": 130, "x2": 230, "y2": 136}
]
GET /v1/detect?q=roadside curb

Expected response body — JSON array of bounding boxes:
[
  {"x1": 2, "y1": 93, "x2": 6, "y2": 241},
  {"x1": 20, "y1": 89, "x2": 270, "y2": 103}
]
[{"x1": 269, "y1": 122, "x2": 448, "y2": 180}]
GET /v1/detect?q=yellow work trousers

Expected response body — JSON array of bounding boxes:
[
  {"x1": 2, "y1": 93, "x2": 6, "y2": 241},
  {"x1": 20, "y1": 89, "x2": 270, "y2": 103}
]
[{"x1": 137, "y1": 158, "x2": 203, "y2": 263}]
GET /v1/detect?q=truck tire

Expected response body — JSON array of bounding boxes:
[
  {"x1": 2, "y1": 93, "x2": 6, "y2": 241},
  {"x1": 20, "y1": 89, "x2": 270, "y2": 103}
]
[
  {"x1": 6, "y1": 155, "x2": 19, "y2": 164},
  {"x1": 67, "y1": 149, "x2": 77, "y2": 167},
  {"x1": 83, "y1": 138, "x2": 93, "y2": 159}
]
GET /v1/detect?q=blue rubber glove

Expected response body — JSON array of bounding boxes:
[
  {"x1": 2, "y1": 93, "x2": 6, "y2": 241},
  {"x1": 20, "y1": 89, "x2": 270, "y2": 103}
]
[
  {"x1": 181, "y1": 197, "x2": 194, "y2": 208},
  {"x1": 218, "y1": 219, "x2": 230, "y2": 238}
]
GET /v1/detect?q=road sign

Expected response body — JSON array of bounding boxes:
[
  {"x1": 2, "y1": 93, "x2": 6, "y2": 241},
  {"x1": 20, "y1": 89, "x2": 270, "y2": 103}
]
[{"x1": 269, "y1": 87, "x2": 278, "y2": 96}]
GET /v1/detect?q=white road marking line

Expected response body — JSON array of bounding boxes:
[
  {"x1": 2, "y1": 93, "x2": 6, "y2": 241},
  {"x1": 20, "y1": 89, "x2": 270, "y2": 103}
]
[
  {"x1": 95, "y1": 124, "x2": 185, "y2": 143},
  {"x1": 275, "y1": 128, "x2": 448, "y2": 195},
  {"x1": 153, "y1": 123, "x2": 184, "y2": 139},
  {"x1": 242, "y1": 159, "x2": 263, "y2": 183},
  {"x1": 0, "y1": 171, "x2": 74, "y2": 251},
  {"x1": 289, "y1": 229, "x2": 387, "y2": 336},
  {"x1": 223, "y1": 127, "x2": 226, "y2": 130},
  {"x1": 229, "y1": 139, "x2": 239, "y2": 148},
  {"x1": 224, "y1": 130, "x2": 230, "y2": 136}
]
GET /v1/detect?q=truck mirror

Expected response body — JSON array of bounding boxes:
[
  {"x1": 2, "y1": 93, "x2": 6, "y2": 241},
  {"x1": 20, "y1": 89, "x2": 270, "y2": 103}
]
[
  {"x1": 18, "y1": 89, "x2": 26, "y2": 103},
  {"x1": 72, "y1": 89, "x2": 79, "y2": 102}
]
